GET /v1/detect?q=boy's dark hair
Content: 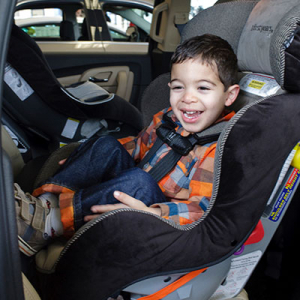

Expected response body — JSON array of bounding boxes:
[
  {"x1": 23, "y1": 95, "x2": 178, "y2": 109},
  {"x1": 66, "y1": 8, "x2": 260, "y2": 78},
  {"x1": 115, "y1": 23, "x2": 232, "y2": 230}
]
[{"x1": 171, "y1": 34, "x2": 238, "y2": 91}]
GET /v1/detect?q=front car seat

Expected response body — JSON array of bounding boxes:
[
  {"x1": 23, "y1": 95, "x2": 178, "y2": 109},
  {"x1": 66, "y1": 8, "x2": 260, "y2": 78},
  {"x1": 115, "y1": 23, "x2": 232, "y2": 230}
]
[{"x1": 32, "y1": 0, "x2": 300, "y2": 299}]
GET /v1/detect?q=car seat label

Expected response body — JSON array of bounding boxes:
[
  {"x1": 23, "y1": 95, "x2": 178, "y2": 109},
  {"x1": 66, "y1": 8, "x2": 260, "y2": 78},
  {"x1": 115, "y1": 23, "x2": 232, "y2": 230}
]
[
  {"x1": 248, "y1": 80, "x2": 265, "y2": 90},
  {"x1": 61, "y1": 118, "x2": 79, "y2": 139},
  {"x1": 4, "y1": 63, "x2": 34, "y2": 101},
  {"x1": 269, "y1": 168, "x2": 300, "y2": 222},
  {"x1": 210, "y1": 251, "x2": 262, "y2": 300},
  {"x1": 267, "y1": 144, "x2": 298, "y2": 206},
  {"x1": 239, "y1": 73, "x2": 280, "y2": 97}
]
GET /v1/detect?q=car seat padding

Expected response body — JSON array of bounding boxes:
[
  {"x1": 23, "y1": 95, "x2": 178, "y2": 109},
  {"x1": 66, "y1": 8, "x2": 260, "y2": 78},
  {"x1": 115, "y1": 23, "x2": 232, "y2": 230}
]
[
  {"x1": 284, "y1": 25, "x2": 300, "y2": 91},
  {"x1": 37, "y1": 1, "x2": 300, "y2": 298},
  {"x1": 181, "y1": 1, "x2": 259, "y2": 52},
  {"x1": 39, "y1": 93, "x2": 300, "y2": 300},
  {"x1": 7, "y1": 25, "x2": 144, "y2": 131},
  {"x1": 8, "y1": 25, "x2": 86, "y2": 119}
]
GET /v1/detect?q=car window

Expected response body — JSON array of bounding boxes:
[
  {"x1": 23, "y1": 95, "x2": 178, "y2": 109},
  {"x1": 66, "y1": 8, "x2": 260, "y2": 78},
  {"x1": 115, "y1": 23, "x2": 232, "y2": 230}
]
[
  {"x1": 14, "y1": 1, "x2": 217, "y2": 42},
  {"x1": 15, "y1": 8, "x2": 63, "y2": 39},
  {"x1": 103, "y1": 6, "x2": 152, "y2": 42},
  {"x1": 189, "y1": 0, "x2": 218, "y2": 19},
  {"x1": 109, "y1": 27, "x2": 129, "y2": 41}
]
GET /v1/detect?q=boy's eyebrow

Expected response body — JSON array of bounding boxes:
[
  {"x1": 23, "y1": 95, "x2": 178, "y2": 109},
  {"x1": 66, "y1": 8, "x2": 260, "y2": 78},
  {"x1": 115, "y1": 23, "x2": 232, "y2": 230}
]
[
  {"x1": 200, "y1": 79, "x2": 217, "y2": 86},
  {"x1": 170, "y1": 78, "x2": 217, "y2": 86}
]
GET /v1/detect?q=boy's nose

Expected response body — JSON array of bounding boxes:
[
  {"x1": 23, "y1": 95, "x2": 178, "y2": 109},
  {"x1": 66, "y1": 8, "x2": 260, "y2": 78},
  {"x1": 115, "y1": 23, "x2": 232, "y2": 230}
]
[{"x1": 182, "y1": 92, "x2": 197, "y2": 103}]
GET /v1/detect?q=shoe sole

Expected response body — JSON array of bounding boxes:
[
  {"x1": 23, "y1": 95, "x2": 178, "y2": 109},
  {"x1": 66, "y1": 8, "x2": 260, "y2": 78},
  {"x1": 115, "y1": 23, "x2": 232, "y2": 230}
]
[{"x1": 18, "y1": 236, "x2": 37, "y2": 257}]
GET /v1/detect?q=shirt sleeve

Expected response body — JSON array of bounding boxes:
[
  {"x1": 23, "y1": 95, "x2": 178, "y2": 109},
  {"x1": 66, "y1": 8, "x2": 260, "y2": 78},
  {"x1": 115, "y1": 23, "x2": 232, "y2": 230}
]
[
  {"x1": 118, "y1": 108, "x2": 169, "y2": 162},
  {"x1": 151, "y1": 144, "x2": 216, "y2": 225}
]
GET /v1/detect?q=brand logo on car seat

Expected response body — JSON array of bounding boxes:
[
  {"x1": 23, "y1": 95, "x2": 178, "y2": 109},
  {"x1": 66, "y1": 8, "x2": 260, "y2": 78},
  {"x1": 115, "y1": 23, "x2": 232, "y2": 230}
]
[{"x1": 251, "y1": 24, "x2": 274, "y2": 34}]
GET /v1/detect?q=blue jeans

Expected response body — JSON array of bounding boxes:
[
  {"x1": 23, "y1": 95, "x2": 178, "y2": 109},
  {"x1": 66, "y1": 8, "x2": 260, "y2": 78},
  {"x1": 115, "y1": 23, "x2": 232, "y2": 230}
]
[{"x1": 45, "y1": 136, "x2": 166, "y2": 230}]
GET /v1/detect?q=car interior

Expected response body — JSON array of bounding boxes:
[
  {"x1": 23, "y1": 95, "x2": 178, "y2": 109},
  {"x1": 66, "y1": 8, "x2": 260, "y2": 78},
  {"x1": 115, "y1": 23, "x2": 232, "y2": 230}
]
[
  {"x1": 14, "y1": 0, "x2": 153, "y2": 42},
  {"x1": 1, "y1": 0, "x2": 300, "y2": 299}
]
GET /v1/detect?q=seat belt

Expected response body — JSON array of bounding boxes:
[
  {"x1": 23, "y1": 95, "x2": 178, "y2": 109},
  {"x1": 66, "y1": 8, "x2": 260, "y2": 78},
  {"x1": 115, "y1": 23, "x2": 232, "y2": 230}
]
[{"x1": 138, "y1": 111, "x2": 227, "y2": 182}]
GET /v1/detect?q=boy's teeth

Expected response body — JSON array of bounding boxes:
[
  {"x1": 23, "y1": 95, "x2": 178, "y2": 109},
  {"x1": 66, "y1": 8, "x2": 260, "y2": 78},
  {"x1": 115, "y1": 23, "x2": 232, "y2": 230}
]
[{"x1": 184, "y1": 111, "x2": 199, "y2": 119}]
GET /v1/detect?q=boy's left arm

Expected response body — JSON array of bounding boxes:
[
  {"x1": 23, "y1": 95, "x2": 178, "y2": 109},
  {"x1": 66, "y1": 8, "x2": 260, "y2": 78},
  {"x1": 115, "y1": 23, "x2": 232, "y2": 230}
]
[
  {"x1": 150, "y1": 144, "x2": 216, "y2": 225},
  {"x1": 150, "y1": 197, "x2": 208, "y2": 225}
]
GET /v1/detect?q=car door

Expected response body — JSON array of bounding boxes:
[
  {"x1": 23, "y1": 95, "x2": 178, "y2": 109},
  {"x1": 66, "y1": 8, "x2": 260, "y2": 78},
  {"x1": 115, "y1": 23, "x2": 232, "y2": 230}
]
[{"x1": 0, "y1": 0, "x2": 26, "y2": 299}]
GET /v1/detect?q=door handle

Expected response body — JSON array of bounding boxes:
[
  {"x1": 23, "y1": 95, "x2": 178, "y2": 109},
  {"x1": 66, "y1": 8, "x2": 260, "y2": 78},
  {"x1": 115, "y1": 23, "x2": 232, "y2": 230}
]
[{"x1": 89, "y1": 76, "x2": 108, "y2": 83}]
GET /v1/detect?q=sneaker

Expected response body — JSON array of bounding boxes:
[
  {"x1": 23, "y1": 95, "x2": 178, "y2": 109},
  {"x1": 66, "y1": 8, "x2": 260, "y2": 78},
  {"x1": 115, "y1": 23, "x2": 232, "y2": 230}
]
[
  {"x1": 38, "y1": 193, "x2": 63, "y2": 238},
  {"x1": 14, "y1": 184, "x2": 61, "y2": 257}
]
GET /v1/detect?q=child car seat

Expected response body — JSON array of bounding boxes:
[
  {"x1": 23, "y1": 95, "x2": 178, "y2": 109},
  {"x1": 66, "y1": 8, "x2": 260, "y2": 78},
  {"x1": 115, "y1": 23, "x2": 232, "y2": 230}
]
[
  {"x1": 3, "y1": 24, "x2": 143, "y2": 152},
  {"x1": 32, "y1": 0, "x2": 300, "y2": 299}
]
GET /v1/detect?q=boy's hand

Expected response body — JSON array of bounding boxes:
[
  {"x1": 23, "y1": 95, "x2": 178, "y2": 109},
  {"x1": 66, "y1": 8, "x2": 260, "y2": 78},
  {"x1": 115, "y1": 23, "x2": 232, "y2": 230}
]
[
  {"x1": 84, "y1": 191, "x2": 162, "y2": 222},
  {"x1": 59, "y1": 158, "x2": 67, "y2": 165}
]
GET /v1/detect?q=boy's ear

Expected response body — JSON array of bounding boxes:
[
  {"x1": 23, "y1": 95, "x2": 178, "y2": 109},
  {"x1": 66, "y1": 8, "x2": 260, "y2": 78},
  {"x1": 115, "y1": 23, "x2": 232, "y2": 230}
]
[{"x1": 225, "y1": 84, "x2": 240, "y2": 107}]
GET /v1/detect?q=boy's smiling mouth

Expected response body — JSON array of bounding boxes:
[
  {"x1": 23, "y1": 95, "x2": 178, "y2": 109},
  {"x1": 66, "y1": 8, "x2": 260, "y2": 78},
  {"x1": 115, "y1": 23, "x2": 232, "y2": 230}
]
[{"x1": 181, "y1": 110, "x2": 202, "y2": 122}]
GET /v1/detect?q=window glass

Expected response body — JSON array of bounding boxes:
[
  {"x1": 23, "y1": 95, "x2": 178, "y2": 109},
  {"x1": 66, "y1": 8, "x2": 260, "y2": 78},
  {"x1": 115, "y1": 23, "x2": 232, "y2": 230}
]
[
  {"x1": 15, "y1": 8, "x2": 63, "y2": 39},
  {"x1": 14, "y1": 5, "x2": 153, "y2": 42},
  {"x1": 105, "y1": 7, "x2": 152, "y2": 42},
  {"x1": 189, "y1": 0, "x2": 218, "y2": 19},
  {"x1": 21, "y1": 25, "x2": 61, "y2": 38},
  {"x1": 109, "y1": 28, "x2": 128, "y2": 40}
]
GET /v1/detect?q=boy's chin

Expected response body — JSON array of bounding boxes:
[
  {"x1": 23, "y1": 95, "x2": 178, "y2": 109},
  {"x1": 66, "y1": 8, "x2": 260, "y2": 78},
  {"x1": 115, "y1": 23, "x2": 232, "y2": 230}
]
[{"x1": 181, "y1": 123, "x2": 205, "y2": 134}]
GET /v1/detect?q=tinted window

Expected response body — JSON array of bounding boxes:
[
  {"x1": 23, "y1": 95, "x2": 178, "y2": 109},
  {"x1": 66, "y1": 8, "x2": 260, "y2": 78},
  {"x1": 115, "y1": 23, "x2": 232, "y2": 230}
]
[
  {"x1": 15, "y1": 8, "x2": 63, "y2": 39},
  {"x1": 104, "y1": 6, "x2": 152, "y2": 42},
  {"x1": 20, "y1": 24, "x2": 60, "y2": 38}
]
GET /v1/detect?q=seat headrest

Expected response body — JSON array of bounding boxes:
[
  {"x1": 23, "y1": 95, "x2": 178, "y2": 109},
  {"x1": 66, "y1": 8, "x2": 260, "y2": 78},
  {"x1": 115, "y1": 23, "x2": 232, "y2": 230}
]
[
  {"x1": 182, "y1": 0, "x2": 300, "y2": 92},
  {"x1": 60, "y1": 20, "x2": 75, "y2": 41},
  {"x1": 181, "y1": 1, "x2": 259, "y2": 54},
  {"x1": 237, "y1": 0, "x2": 300, "y2": 91}
]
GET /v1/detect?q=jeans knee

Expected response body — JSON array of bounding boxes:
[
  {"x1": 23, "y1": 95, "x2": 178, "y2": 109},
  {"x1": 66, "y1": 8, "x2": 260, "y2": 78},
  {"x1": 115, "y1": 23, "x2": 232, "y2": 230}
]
[
  {"x1": 95, "y1": 135, "x2": 119, "y2": 147},
  {"x1": 124, "y1": 168, "x2": 165, "y2": 205},
  {"x1": 129, "y1": 168, "x2": 157, "y2": 188},
  {"x1": 93, "y1": 135, "x2": 123, "y2": 154}
]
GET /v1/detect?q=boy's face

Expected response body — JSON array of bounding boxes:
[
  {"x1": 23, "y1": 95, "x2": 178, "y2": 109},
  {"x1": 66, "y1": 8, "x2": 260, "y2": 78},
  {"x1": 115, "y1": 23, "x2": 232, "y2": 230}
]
[{"x1": 169, "y1": 58, "x2": 239, "y2": 133}]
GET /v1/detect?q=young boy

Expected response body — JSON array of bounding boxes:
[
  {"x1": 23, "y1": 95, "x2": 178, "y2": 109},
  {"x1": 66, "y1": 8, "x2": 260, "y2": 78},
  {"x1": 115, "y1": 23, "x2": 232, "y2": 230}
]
[{"x1": 15, "y1": 34, "x2": 240, "y2": 257}]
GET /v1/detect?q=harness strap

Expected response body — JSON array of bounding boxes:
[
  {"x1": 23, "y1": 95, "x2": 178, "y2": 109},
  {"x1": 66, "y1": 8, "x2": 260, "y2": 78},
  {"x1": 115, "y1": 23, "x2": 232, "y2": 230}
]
[
  {"x1": 148, "y1": 150, "x2": 182, "y2": 183},
  {"x1": 137, "y1": 116, "x2": 176, "y2": 169},
  {"x1": 137, "y1": 138, "x2": 164, "y2": 170},
  {"x1": 138, "y1": 111, "x2": 228, "y2": 183}
]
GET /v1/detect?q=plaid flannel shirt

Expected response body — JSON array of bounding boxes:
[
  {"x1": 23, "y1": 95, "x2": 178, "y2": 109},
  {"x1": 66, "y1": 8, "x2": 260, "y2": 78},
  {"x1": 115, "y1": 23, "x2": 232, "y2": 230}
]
[{"x1": 119, "y1": 107, "x2": 235, "y2": 225}]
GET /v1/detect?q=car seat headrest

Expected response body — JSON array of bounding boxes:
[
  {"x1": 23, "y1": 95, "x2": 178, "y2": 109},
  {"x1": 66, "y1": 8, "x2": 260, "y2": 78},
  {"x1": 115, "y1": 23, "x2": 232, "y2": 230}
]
[
  {"x1": 181, "y1": 1, "x2": 259, "y2": 53},
  {"x1": 237, "y1": 0, "x2": 300, "y2": 91},
  {"x1": 60, "y1": 20, "x2": 75, "y2": 41}
]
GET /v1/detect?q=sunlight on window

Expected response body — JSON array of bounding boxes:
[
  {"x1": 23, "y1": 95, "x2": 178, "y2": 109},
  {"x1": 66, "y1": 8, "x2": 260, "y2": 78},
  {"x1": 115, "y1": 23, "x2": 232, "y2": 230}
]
[{"x1": 190, "y1": 0, "x2": 218, "y2": 19}]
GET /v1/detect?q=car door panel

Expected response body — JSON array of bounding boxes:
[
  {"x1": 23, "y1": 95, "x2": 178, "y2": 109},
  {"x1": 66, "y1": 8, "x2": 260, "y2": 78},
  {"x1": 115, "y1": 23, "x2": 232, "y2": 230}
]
[
  {"x1": 38, "y1": 41, "x2": 151, "y2": 108},
  {"x1": 58, "y1": 66, "x2": 134, "y2": 102}
]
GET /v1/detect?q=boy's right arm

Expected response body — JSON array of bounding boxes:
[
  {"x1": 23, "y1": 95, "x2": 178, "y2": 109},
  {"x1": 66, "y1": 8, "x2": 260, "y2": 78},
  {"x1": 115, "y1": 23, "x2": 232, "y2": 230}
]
[{"x1": 118, "y1": 110, "x2": 166, "y2": 162}]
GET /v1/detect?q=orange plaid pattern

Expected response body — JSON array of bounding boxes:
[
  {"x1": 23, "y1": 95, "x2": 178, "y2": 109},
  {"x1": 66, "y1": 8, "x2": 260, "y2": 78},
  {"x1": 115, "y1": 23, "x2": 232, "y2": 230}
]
[
  {"x1": 120, "y1": 108, "x2": 235, "y2": 225},
  {"x1": 33, "y1": 184, "x2": 75, "y2": 238}
]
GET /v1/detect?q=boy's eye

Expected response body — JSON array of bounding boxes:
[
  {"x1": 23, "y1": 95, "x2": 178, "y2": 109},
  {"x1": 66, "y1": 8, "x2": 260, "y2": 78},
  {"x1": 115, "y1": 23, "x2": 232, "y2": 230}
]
[
  {"x1": 199, "y1": 86, "x2": 210, "y2": 91},
  {"x1": 171, "y1": 86, "x2": 183, "y2": 90}
]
